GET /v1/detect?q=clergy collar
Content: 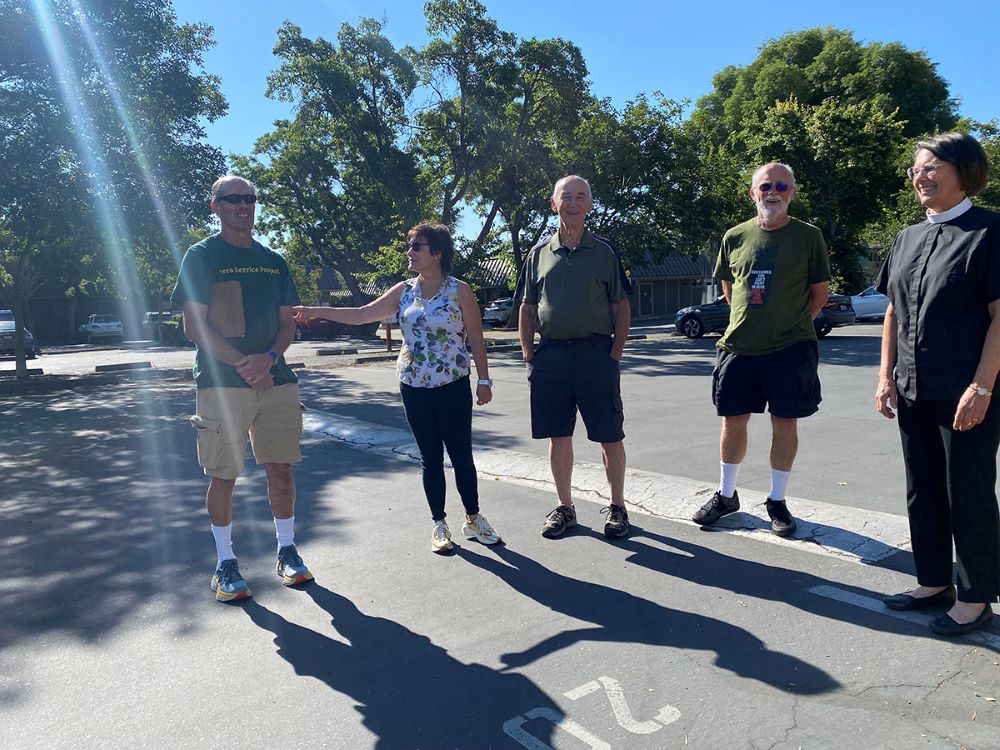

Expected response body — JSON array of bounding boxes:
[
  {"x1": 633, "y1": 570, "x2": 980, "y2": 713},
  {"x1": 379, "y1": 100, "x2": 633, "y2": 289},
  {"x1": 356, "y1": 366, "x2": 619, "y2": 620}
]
[{"x1": 927, "y1": 197, "x2": 972, "y2": 224}]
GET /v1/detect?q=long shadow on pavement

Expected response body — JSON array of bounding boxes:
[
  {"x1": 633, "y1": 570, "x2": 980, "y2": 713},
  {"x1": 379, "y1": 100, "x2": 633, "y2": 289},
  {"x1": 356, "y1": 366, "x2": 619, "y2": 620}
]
[
  {"x1": 457, "y1": 542, "x2": 841, "y2": 695},
  {"x1": 243, "y1": 584, "x2": 559, "y2": 749},
  {"x1": 621, "y1": 526, "x2": 999, "y2": 652}
]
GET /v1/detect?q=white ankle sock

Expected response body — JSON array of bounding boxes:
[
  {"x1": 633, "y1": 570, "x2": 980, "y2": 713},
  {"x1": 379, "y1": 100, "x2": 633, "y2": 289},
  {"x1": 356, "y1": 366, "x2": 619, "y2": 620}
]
[
  {"x1": 769, "y1": 469, "x2": 791, "y2": 501},
  {"x1": 211, "y1": 523, "x2": 235, "y2": 566},
  {"x1": 720, "y1": 462, "x2": 742, "y2": 498},
  {"x1": 274, "y1": 516, "x2": 295, "y2": 549}
]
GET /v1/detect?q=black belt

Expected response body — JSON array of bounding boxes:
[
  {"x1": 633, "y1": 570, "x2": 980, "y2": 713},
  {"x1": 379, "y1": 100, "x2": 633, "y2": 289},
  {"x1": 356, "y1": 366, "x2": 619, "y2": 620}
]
[{"x1": 539, "y1": 333, "x2": 611, "y2": 347}]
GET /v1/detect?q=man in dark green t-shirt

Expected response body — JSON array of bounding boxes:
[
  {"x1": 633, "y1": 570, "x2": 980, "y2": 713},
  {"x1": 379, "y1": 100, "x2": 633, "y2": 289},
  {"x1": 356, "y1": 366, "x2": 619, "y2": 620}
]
[
  {"x1": 171, "y1": 175, "x2": 312, "y2": 601},
  {"x1": 691, "y1": 163, "x2": 831, "y2": 538}
]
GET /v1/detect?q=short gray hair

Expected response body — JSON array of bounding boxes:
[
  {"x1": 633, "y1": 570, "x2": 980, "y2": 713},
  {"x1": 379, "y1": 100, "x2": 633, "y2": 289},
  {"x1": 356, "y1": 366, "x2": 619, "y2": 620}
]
[
  {"x1": 552, "y1": 174, "x2": 593, "y2": 201},
  {"x1": 211, "y1": 175, "x2": 257, "y2": 200},
  {"x1": 750, "y1": 163, "x2": 796, "y2": 188}
]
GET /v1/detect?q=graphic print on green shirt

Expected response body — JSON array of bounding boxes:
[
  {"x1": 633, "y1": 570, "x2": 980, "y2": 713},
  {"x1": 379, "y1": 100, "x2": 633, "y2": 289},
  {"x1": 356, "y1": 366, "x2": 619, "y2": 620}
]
[
  {"x1": 170, "y1": 234, "x2": 300, "y2": 389},
  {"x1": 747, "y1": 244, "x2": 777, "y2": 307}
]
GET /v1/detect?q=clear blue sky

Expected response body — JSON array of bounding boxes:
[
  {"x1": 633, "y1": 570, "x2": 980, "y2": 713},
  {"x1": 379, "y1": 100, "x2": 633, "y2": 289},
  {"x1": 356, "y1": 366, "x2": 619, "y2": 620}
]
[{"x1": 171, "y1": 0, "x2": 999, "y2": 159}]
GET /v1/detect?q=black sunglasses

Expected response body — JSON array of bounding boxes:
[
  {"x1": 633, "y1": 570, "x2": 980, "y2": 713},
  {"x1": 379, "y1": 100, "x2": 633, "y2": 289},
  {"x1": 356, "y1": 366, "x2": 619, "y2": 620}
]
[
  {"x1": 406, "y1": 240, "x2": 429, "y2": 251},
  {"x1": 755, "y1": 182, "x2": 790, "y2": 193},
  {"x1": 216, "y1": 193, "x2": 257, "y2": 205}
]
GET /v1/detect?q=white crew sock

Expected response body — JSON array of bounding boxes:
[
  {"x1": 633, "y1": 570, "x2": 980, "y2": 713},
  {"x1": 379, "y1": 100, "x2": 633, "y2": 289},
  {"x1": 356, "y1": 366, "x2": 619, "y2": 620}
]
[
  {"x1": 719, "y1": 462, "x2": 742, "y2": 498},
  {"x1": 274, "y1": 516, "x2": 295, "y2": 549},
  {"x1": 211, "y1": 523, "x2": 235, "y2": 566},
  {"x1": 769, "y1": 469, "x2": 792, "y2": 501}
]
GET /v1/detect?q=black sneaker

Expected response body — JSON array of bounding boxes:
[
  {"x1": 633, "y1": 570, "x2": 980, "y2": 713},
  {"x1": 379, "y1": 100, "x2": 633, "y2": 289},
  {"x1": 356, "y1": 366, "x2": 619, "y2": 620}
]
[
  {"x1": 541, "y1": 504, "x2": 577, "y2": 538},
  {"x1": 601, "y1": 504, "x2": 630, "y2": 538},
  {"x1": 765, "y1": 498, "x2": 797, "y2": 537},
  {"x1": 692, "y1": 490, "x2": 740, "y2": 525}
]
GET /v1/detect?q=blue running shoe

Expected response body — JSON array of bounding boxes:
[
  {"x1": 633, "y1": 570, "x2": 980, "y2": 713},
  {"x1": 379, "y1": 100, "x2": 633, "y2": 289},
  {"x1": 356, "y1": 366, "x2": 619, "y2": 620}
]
[
  {"x1": 276, "y1": 545, "x2": 314, "y2": 586},
  {"x1": 211, "y1": 558, "x2": 251, "y2": 602}
]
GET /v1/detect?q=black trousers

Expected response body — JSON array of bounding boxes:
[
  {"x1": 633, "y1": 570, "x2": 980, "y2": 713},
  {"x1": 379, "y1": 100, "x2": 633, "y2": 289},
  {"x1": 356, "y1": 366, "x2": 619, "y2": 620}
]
[
  {"x1": 897, "y1": 396, "x2": 1000, "y2": 603},
  {"x1": 399, "y1": 376, "x2": 479, "y2": 522}
]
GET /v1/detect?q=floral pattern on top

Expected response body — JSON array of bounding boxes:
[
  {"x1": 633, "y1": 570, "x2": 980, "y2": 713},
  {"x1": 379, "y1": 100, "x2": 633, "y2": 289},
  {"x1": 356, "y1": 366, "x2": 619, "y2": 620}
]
[{"x1": 396, "y1": 275, "x2": 470, "y2": 387}]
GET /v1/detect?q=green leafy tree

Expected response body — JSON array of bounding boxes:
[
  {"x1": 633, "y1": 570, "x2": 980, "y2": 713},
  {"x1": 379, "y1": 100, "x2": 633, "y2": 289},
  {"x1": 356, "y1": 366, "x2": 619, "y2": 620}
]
[
  {"x1": 743, "y1": 97, "x2": 905, "y2": 289},
  {"x1": 693, "y1": 27, "x2": 956, "y2": 151},
  {"x1": 470, "y1": 36, "x2": 592, "y2": 272},
  {"x1": 690, "y1": 28, "x2": 959, "y2": 292},
  {"x1": 0, "y1": 0, "x2": 224, "y2": 377},
  {"x1": 562, "y1": 95, "x2": 715, "y2": 269},
  {"x1": 244, "y1": 20, "x2": 421, "y2": 301},
  {"x1": 412, "y1": 0, "x2": 518, "y2": 227}
]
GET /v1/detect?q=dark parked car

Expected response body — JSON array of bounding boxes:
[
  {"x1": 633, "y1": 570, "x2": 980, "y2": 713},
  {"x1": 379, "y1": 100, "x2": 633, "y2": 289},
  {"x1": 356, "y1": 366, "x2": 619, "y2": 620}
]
[
  {"x1": 674, "y1": 296, "x2": 731, "y2": 339},
  {"x1": 0, "y1": 320, "x2": 39, "y2": 358},
  {"x1": 814, "y1": 293, "x2": 856, "y2": 336},
  {"x1": 674, "y1": 294, "x2": 855, "y2": 339},
  {"x1": 294, "y1": 316, "x2": 357, "y2": 341}
]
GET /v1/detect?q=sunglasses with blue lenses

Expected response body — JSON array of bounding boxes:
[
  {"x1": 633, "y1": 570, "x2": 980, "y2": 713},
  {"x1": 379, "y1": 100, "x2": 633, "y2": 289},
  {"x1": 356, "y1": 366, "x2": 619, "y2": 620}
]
[{"x1": 755, "y1": 182, "x2": 790, "y2": 193}]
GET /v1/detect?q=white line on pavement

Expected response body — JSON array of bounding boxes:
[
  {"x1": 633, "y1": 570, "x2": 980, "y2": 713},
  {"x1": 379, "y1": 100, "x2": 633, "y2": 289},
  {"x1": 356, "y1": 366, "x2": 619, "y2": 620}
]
[
  {"x1": 809, "y1": 585, "x2": 1000, "y2": 647},
  {"x1": 304, "y1": 409, "x2": 912, "y2": 565}
]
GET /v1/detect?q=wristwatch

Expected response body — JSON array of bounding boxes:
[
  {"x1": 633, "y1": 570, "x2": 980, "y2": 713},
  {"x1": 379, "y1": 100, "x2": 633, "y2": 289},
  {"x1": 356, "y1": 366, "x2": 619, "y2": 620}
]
[
  {"x1": 477, "y1": 378, "x2": 493, "y2": 387},
  {"x1": 969, "y1": 382, "x2": 993, "y2": 397}
]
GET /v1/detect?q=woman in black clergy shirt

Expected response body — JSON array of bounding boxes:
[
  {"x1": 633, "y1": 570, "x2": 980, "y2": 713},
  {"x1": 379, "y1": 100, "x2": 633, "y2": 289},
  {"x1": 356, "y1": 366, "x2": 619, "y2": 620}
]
[{"x1": 875, "y1": 132, "x2": 1000, "y2": 636}]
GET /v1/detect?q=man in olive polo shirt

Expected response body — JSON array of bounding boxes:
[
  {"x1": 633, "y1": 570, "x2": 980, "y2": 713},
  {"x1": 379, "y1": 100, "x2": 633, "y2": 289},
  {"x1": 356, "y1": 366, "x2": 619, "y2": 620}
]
[
  {"x1": 691, "y1": 162, "x2": 830, "y2": 537},
  {"x1": 172, "y1": 174, "x2": 313, "y2": 602},
  {"x1": 519, "y1": 174, "x2": 632, "y2": 539}
]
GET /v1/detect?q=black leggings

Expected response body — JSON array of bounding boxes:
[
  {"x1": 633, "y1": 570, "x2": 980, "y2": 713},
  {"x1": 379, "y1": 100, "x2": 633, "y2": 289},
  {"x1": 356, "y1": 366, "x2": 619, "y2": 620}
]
[{"x1": 399, "y1": 376, "x2": 479, "y2": 521}]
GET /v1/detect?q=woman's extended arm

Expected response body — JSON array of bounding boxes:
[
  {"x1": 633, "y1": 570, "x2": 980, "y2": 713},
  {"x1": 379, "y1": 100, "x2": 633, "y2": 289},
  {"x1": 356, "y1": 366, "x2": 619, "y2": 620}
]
[{"x1": 293, "y1": 282, "x2": 406, "y2": 326}]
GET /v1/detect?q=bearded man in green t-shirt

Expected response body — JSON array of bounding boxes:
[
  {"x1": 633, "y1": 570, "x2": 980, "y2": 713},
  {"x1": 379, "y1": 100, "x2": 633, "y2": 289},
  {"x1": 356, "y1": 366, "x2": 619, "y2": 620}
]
[
  {"x1": 691, "y1": 163, "x2": 831, "y2": 538},
  {"x1": 171, "y1": 175, "x2": 312, "y2": 602}
]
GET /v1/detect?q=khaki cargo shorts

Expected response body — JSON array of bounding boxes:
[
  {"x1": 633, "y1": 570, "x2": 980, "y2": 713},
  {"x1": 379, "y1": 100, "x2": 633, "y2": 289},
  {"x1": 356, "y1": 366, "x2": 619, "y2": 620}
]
[{"x1": 190, "y1": 384, "x2": 303, "y2": 480}]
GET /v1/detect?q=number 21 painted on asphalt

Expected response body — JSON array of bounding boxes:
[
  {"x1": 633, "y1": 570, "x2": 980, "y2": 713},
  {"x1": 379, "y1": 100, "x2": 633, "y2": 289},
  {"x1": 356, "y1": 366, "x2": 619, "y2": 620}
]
[{"x1": 503, "y1": 676, "x2": 682, "y2": 749}]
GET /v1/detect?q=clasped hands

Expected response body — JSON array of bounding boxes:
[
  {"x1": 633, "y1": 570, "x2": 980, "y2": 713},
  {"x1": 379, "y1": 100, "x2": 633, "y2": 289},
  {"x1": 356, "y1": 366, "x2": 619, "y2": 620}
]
[{"x1": 235, "y1": 352, "x2": 275, "y2": 391}]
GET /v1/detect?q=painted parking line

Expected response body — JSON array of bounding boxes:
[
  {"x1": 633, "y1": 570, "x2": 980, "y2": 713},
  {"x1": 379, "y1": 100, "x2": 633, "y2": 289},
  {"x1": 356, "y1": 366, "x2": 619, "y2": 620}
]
[
  {"x1": 502, "y1": 676, "x2": 681, "y2": 750},
  {"x1": 809, "y1": 585, "x2": 1000, "y2": 648},
  {"x1": 303, "y1": 409, "x2": 911, "y2": 564}
]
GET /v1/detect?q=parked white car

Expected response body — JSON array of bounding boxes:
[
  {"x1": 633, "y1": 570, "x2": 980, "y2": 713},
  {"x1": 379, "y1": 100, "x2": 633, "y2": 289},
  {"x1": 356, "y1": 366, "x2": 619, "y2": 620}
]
[
  {"x1": 79, "y1": 314, "x2": 124, "y2": 344},
  {"x1": 482, "y1": 298, "x2": 514, "y2": 326},
  {"x1": 850, "y1": 286, "x2": 890, "y2": 320}
]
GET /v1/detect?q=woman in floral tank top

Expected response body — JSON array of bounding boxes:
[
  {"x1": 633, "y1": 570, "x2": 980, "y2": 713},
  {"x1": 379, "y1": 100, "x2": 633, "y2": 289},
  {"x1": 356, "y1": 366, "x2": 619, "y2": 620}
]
[{"x1": 293, "y1": 223, "x2": 501, "y2": 553}]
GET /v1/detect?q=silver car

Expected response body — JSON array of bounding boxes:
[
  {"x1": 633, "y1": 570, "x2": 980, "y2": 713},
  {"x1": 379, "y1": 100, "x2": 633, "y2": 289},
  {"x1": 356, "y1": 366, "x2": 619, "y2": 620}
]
[
  {"x1": 0, "y1": 320, "x2": 39, "y2": 358},
  {"x1": 482, "y1": 298, "x2": 514, "y2": 327},
  {"x1": 850, "y1": 286, "x2": 890, "y2": 320}
]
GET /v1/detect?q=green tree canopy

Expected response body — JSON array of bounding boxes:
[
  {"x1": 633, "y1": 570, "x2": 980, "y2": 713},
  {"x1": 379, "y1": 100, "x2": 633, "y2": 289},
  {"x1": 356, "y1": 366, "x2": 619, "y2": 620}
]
[
  {"x1": 243, "y1": 19, "x2": 422, "y2": 299},
  {"x1": 0, "y1": 0, "x2": 225, "y2": 375}
]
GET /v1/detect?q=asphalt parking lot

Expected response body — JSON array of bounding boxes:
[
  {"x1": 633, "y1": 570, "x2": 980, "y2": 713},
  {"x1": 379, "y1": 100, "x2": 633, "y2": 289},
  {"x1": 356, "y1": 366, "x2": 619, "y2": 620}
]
[{"x1": 1, "y1": 322, "x2": 998, "y2": 749}]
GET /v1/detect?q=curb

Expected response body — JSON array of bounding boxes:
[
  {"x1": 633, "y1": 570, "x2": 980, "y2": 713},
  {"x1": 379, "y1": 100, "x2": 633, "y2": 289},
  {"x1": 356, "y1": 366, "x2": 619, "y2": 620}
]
[{"x1": 0, "y1": 368, "x2": 192, "y2": 396}]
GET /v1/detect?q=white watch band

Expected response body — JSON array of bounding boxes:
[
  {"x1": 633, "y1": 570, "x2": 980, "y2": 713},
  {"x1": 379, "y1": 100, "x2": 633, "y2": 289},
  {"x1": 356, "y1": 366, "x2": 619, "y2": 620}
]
[{"x1": 477, "y1": 378, "x2": 493, "y2": 387}]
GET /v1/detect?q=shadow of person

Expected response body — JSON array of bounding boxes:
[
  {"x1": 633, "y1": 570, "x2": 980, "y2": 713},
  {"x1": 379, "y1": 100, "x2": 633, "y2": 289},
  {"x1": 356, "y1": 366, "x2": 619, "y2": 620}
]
[
  {"x1": 619, "y1": 525, "x2": 999, "y2": 648},
  {"x1": 243, "y1": 584, "x2": 559, "y2": 748},
  {"x1": 458, "y1": 544, "x2": 839, "y2": 696}
]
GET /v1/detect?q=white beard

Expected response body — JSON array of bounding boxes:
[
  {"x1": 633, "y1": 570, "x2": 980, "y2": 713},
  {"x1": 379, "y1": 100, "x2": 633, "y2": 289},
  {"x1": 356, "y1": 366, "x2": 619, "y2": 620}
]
[{"x1": 756, "y1": 200, "x2": 787, "y2": 223}]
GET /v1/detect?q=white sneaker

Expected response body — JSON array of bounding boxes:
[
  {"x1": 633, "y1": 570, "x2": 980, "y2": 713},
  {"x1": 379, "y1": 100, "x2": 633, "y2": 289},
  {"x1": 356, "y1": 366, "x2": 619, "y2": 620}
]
[
  {"x1": 462, "y1": 514, "x2": 501, "y2": 545},
  {"x1": 431, "y1": 520, "x2": 454, "y2": 553}
]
